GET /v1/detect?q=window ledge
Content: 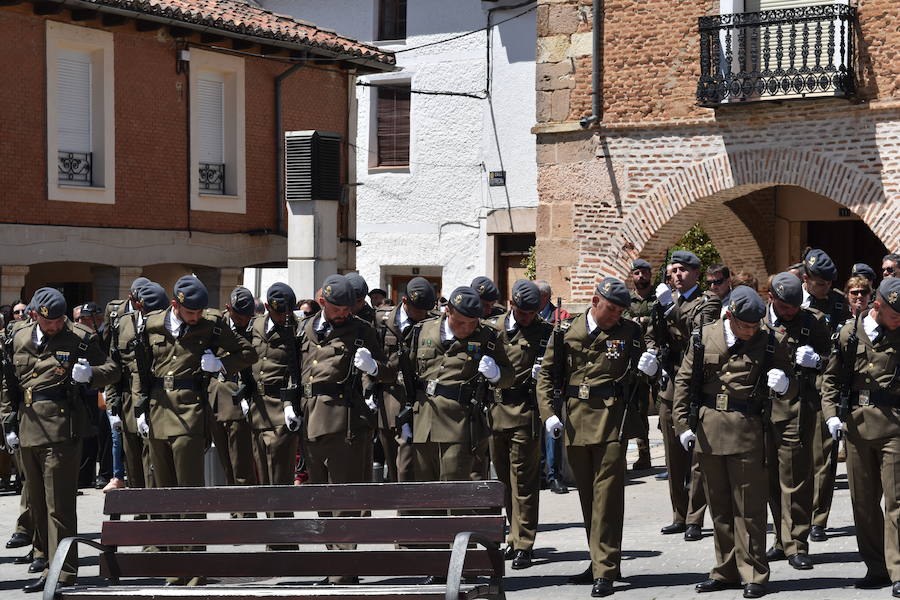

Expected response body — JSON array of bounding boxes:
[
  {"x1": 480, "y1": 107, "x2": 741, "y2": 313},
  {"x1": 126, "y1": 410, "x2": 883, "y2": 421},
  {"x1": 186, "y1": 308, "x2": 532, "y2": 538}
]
[
  {"x1": 368, "y1": 166, "x2": 410, "y2": 174},
  {"x1": 199, "y1": 193, "x2": 240, "y2": 200},
  {"x1": 58, "y1": 184, "x2": 106, "y2": 191}
]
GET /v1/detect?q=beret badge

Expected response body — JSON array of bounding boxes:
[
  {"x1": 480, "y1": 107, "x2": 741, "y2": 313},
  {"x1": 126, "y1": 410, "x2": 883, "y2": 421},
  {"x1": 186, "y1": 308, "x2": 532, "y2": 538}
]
[
  {"x1": 454, "y1": 294, "x2": 463, "y2": 305},
  {"x1": 177, "y1": 291, "x2": 186, "y2": 303},
  {"x1": 603, "y1": 282, "x2": 611, "y2": 292},
  {"x1": 324, "y1": 285, "x2": 332, "y2": 297},
  {"x1": 409, "y1": 290, "x2": 420, "y2": 301},
  {"x1": 40, "y1": 306, "x2": 49, "y2": 317},
  {"x1": 477, "y1": 285, "x2": 486, "y2": 294},
  {"x1": 890, "y1": 291, "x2": 899, "y2": 305},
  {"x1": 729, "y1": 301, "x2": 737, "y2": 313},
  {"x1": 776, "y1": 283, "x2": 784, "y2": 295},
  {"x1": 807, "y1": 255, "x2": 817, "y2": 266}
]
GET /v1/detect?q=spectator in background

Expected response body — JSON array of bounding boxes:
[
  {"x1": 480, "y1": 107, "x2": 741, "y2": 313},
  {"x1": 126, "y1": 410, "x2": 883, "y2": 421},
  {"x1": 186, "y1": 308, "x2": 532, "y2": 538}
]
[
  {"x1": 368, "y1": 288, "x2": 388, "y2": 309},
  {"x1": 732, "y1": 271, "x2": 759, "y2": 292},
  {"x1": 844, "y1": 276, "x2": 873, "y2": 318},
  {"x1": 12, "y1": 300, "x2": 28, "y2": 322},
  {"x1": 882, "y1": 253, "x2": 899, "y2": 280},
  {"x1": 536, "y1": 280, "x2": 570, "y2": 323},
  {"x1": 298, "y1": 299, "x2": 321, "y2": 319}
]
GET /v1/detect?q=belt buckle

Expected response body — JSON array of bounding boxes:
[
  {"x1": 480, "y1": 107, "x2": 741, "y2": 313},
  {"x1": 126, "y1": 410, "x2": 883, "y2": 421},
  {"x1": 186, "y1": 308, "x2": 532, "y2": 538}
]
[
  {"x1": 163, "y1": 372, "x2": 175, "y2": 392},
  {"x1": 396, "y1": 371, "x2": 404, "y2": 386},
  {"x1": 426, "y1": 380, "x2": 437, "y2": 396},
  {"x1": 493, "y1": 388, "x2": 503, "y2": 403},
  {"x1": 858, "y1": 390, "x2": 871, "y2": 407},
  {"x1": 578, "y1": 384, "x2": 590, "y2": 400},
  {"x1": 303, "y1": 383, "x2": 313, "y2": 398},
  {"x1": 716, "y1": 393, "x2": 728, "y2": 411},
  {"x1": 24, "y1": 388, "x2": 32, "y2": 407}
]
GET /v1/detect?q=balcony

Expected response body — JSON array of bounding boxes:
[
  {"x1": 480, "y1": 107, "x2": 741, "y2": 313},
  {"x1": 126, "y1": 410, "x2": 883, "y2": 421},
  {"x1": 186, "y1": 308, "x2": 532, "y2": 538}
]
[
  {"x1": 697, "y1": 4, "x2": 856, "y2": 108},
  {"x1": 58, "y1": 151, "x2": 92, "y2": 186},
  {"x1": 199, "y1": 162, "x2": 226, "y2": 194}
]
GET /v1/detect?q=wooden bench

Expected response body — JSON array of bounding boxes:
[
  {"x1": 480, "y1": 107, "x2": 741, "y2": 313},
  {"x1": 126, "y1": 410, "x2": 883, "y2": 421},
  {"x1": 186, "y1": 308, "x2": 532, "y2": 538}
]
[{"x1": 45, "y1": 481, "x2": 505, "y2": 600}]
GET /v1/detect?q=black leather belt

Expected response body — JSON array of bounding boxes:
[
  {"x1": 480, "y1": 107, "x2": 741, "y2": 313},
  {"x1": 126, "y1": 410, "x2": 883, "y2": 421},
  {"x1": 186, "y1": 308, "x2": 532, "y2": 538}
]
[
  {"x1": 27, "y1": 389, "x2": 67, "y2": 404},
  {"x1": 261, "y1": 383, "x2": 283, "y2": 397},
  {"x1": 152, "y1": 377, "x2": 197, "y2": 391},
  {"x1": 498, "y1": 387, "x2": 532, "y2": 405},
  {"x1": 565, "y1": 382, "x2": 617, "y2": 400},
  {"x1": 301, "y1": 382, "x2": 345, "y2": 398},
  {"x1": 702, "y1": 394, "x2": 762, "y2": 415},
  {"x1": 854, "y1": 389, "x2": 900, "y2": 408},
  {"x1": 417, "y1": 381, "x2": 468, "y2": 402}
]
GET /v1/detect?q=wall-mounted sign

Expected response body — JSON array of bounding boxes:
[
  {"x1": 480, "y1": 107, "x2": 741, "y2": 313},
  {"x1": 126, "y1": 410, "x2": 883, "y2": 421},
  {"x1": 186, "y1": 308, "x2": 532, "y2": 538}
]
[{"x1": 489, "y1": 171, "x2": 506, "y2": 187}]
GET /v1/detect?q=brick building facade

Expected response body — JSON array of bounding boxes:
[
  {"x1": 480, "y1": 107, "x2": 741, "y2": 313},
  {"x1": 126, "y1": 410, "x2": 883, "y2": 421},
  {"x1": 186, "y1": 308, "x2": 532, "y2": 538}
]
[
  {"x1": 534, "y1": 0, "x2": 899, "y2": 305},
  {"x1": 0, "y1": 0, "x2": 393, "y2": 309}
]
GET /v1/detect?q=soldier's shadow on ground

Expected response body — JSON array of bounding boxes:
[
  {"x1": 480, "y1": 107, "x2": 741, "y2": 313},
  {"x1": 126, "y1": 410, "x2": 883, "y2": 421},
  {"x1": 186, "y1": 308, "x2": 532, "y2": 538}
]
[
  {"x1": 613, "y1": 571, "x2": 710, "y2": 590},
  {"x1": 768, "y1": 576, "x2": 858, "y2": 593},
  {"x1": 820, "y1": 524, "x2": 855, "y2": 538},
  {"x1": 808, "y1": 550, "x2": 860, "y2": 565},
  {"x1": 537, "y1": 521, "x2": 586, "y2": 533}
]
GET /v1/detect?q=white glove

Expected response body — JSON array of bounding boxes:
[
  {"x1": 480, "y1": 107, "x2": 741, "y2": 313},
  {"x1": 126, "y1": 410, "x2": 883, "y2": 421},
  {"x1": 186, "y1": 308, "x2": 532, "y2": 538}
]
[
  {"x1": 5, "y1": 431, "x2": 19, "y2": 450},
  {"x1": 637, "y1": 350, "x2": 659, "y2": 376},
  {"x1": 679, "y1": 430, "x2": 696, "y2": 452},
  {"x1": 531, "y1": 363, "x2": 542, "y2": 380},
  {"x1": 354, "y1": 347, "x2": 378, "y2": 375},
  {"x1": 365, "y1": 396, "x2": 377, "y2": 411},
  {"x1": 795, "y1": 345, "x2": 821, "y2": 369},
  {"x1": 72, "y1": 358, "x2": 92, "y2": 383},
  {"x1": 767, "y1": 368, "x2": 789, "y2": 395},
  {"x1": 545, "y1": 415, "x2": 564, "y2": 439},
  {"x1": 478, "y1": 355, "x2": 501, "y2": 383},
  {"x1": 201, "y1": 350, "x2": 223, "y2": 373},
  {"x1": 660, "y1": 368, "x2": 669, "y2": 382},
  {"x1": 284, "y1": 405, "x2": 301, "y2": 432},
  {"x1": 826, "y1": 416, "x2": 844, "y2": 441},
  {"x1": 655, "y1": 283, "x2": 673, "y2": 307},
  {"x1": 136, "y1": 413, "x2": 150, "y2": 438},
  {"x1": 401, "y1": 423, "x2": 412, "y2": 444},
  {"x1": 107, "y1": 413, "x2": 123, "y2": 433},
  {"x1": 240, "y1": 399, "x2": 250, "y2": 418}
]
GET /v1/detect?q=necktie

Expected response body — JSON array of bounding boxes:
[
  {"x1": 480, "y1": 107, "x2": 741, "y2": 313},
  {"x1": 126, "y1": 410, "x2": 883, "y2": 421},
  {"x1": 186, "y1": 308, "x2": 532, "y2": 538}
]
[
  {"x1": 508, "y1": 325, "x2": 520, "y2": 339},
  {"x1": 178, "y1": 323, "x2": 187, "y2": 339},
  {"x1": 318, "y1": 322, "x2": 332, "y2": 342},
  {"x1": 728, "y1": 339, "x2": 744, "y2": 356},
  {"x1": 872, "y1": 326, "x2": 883, "y2": 345}
]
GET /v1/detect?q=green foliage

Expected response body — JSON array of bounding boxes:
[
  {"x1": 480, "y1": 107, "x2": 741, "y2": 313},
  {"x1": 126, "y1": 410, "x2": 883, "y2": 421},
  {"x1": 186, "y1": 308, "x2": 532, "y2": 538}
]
[
  {"x1": 654, "y1": 223, "x2": 722, "y2": 286},
  {"x1": 522, "y1": 245, "x2": 536, "y2": 280}
]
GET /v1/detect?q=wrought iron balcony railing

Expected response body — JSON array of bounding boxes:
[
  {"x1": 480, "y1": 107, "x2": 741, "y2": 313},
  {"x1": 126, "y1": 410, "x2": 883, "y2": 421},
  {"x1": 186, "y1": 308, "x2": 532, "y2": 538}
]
[
  {"x1": 697, "y1": 4, "x2": 856, "y2": 107},
  {"x1": 199, "y1": 162, "x2": 225, "y2": 194},
  {"x1": 58, "y1": 151, "x2": 92, "y2": 186}
]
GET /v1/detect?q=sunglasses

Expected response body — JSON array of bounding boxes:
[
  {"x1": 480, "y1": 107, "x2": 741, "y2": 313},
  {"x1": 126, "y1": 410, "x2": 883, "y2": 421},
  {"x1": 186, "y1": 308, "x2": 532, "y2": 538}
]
[
  {"x1": 706, "y1": 277, "x2": 726, "y2": 286},
  {"x1": 848, "y1": 289, "x2": 870, "y2": 296},
  {"x1": 884, "y1": 267, "x2": 896, "y2": 275}
]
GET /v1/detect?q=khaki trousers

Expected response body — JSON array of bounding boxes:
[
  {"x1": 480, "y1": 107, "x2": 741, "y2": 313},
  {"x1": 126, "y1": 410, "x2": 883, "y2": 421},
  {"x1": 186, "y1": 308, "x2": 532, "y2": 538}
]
[{"x1": 490, "y1": 425, "x2": 540, "y2": 551}]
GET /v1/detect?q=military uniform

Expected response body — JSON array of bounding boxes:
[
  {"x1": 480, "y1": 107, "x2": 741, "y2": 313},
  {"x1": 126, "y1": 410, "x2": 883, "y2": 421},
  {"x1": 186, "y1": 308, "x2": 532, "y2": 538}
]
[
  {"x1": 821, "y1": 286, "x2": 900, "y2": 587},
  {"x1": 536, "y1": 301, "x2": 646, "y2": 586},
  {"x1": 645, "y1": 284, "x2": 717, "y2": 531},
  {"x1": 624, "y1": 288, "x2": 656, "y2": 468},
  {"x1": 673, "y1": 312, "x2": 797, "y2": 589},
  {"x1": 486, "y1": 306, "x2": 551, "y2": 558},
  {"x1": 0, "y1": 311, "x2": 118, "y2": 587}
]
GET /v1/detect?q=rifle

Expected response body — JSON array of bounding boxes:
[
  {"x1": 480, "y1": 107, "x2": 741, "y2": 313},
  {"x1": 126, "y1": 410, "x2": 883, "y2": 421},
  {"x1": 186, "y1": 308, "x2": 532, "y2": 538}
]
[
  {"x1": 831, "y1": 312, "x2": 861, "y2": 481},
  {"x1": 132, "y1": 314, "x2": 153, "y2": 427},
  {"x1": 340, "y1": 337, "x2": 372, "y2": 443},
  {"x1": 652, "y1": 248, "x2": 674, "y2": 390},
  {"x1": 1, "y1": 335, "x2": 21, "y2": 453},
  {"x1": 394, "y1": 325, "x2": 420, "y2": 433},
  {"x1": 684, "y1": 318, "x2": 705, "y2": 490},
  {"x1": 550, "y1": 297, "x2": 567, "y2": 436},
  {"x1": 755, "y1": 330, "x2": 777, "y2": 468},
  {"x1": 231, "y1": 365, "x2": 257, "y2": 421},
  {"x1": 467, "y1": 329, "x2": 499, "y2": 455},
  {"x1": 279, "y1": 313, "x2": 302, "y2": 429}
]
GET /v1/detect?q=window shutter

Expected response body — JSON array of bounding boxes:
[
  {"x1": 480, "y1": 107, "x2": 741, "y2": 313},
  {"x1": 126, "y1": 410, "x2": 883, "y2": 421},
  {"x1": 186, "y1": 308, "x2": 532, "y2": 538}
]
[
  {"x1": 285, "y1": 131, "x2": 342, "y2": 202},
  {"x1": 378, "y1": 0, "x2": 407, "y2": 40},
  {"x1": 57, "y1": 49, "x2": 92, "y2": 153},
  {"x1": 377, "y1": 86, "x2": 410, "y2": 167},
  {"x1": 197, "y1": 74, "x2": 224, "y2": 164}
]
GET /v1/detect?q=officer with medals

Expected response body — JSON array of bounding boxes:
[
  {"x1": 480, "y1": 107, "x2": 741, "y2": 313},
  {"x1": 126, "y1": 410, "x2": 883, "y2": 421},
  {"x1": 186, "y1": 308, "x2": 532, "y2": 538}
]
[
  {"x1": 485, "y1": 280, "x2": 552, "y2": 570},
  {"x1": 674, "y1": 286, "x2": 797, "y2": 599},
  {"x1": 822, "y1": 277, "x2": 900, "y2": 595},
  {"x1": 537, "y1": 277, "x2": 651, "y2": 597},
  {"x1": 1, "y1": 287, "x2": 119, "y2": 593}
]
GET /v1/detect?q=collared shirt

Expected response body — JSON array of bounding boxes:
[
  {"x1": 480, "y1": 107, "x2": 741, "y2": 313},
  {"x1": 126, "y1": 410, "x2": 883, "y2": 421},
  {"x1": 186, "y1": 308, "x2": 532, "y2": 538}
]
[
  {"x1": 767, "y1": 304, "x2": 779, "y2": 327},
  {"x1": 505, "y1": 310, "x2": 518, "y2": 333},
  {"x1": 396, "y1": 304, "x2": 412, "y2": 334},
  {"x1": 539, "y1": 303, "x2": 553, "y2": 321},
  {"x1": 720, "y1": 291, "x2": 732, "y2": 319},
  {"x1": 33, "y1": 324, "x2": 44, "y2": 347},
  {"x1": 801, "y1": 287, "x2": 812, "y2": 308},
  {"x1": 167, "y1": 309, "x2": 184, "y2": 338},
  {"x1": 441, "y1": 317, "x2": 456, "y2": 344},
  {"x1": 864, "y1": 312, "x2": 880, "y2": 342},
  {"x1": 586, "y1": 309, "x2": 599, "y2": 334},
  {"x1": 266, "y1": 316, "x2": 275, "y2": 334},
  {"x1": 679, "y1": 285, "x2": 699, "y2": 303},
  {"x1": 314, "y1": 314, "x2": 329, "y2": 333},
  {"x1": 723, "y1": 318, "x2": 738, "y2": 348}
]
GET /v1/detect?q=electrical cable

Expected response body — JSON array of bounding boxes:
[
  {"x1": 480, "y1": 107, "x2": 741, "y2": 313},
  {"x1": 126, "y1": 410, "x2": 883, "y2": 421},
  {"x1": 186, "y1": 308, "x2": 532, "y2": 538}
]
[{"x1": 393, "y1": 5, "x2": 537, "y2": 53}]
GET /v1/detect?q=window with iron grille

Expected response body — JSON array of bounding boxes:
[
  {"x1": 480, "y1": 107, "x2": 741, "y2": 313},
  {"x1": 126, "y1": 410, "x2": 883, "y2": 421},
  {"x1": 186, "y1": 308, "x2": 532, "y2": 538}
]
[
  {"x1": 376, "y1": 85, "x2": 410, "y2": 167},
  {"x1": 197, "y1": 72, "x2": 226, "y2": 194},
  {"x1": 57, "y1": 49, "x2": 93, "y2": 186},
  {"x1": 378, "y1": 0, "x2": 407, "y2": 41}
]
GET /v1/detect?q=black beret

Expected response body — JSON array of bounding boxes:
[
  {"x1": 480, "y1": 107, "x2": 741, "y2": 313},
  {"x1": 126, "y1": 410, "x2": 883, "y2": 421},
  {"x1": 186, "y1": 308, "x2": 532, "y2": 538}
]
[
  {"x1": 727, "y1": 286, "x2": 766, "y2": 322},
  {"x1": 596, "y1": 277, "x2": 631, "y2": 308},
  {"x1": 369, "y1": 288, "x2": 387, "y2": 297},
  {"x1": 631, "y1": 258, "x2": 652, "y2": 270},
  {"x1": 511, "y1": 279, "x2": 541, "y2": 311},
  {"x1": 266, "y1": 282, "x2": 297, "y2": 313},
  {"x1": 878, "y1": 277, "x2": 900, "y2": 312},
  {"x1": 448, "y1": 286, "x2": 482, "y2": 318},
  {"x1": 852, "y1": 263, "x2": 876, "y2": 282},
  {"x1": 138, "y1": 282, "x2": 169, "y2": 312},
  {"x1": 32, "y1": 287, "x2": 66, "y2": 320},
  {"x1": 471, "y1": 276, "x2": 499, "y2": 302},
  {"x1": 804, "y1": 249, "x2": 837, "y2": 281},
  {"x1": 79, "y1": 302, "x2": 102, "y2": 316},
  {"x1": 130, "y1": 277, "x2": 150, "y2": 297},
  {"x1": 770, "y1": 272, "x2": 803, "y2": 307},
  {"x1": 404, "y1": 277, "x2": 436, "y2": 310},
  {"x1": 346, "y1": 273, "x2": 369, "y2": 299},
  {"x1": 670, "y1": 250, "x2": 701, "y2": 269},
  {"x1": 173, "y1": 276, "x2": 209, "y2": 310},
  {"x1": 229, "y1": 286, "x2": 256, "y2": 316},
  {"x1": 321, "y1": 275, "x2": 356, "y2": 307}
]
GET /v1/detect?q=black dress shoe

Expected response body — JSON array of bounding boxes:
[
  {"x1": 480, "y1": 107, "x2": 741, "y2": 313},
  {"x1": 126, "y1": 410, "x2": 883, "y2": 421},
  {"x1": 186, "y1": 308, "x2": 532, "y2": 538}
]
[
  {"x1": 28, "y1": 557, "x2": 48, "y2": 574},
  {"x1": 809, "y1": 525, "x2": 828, "y2": 542},
  {"x1": 567, "y1": 566, "x2": 594, "y2": 584},
  {"x1": 743, "y1": 583, "x2": 766, "y2": 598},
  {"x1": 660, "y1": 522, "x2": 686, "y2": 535},
  {"x1": 684, "y1": 524, "x2": 702, "y2": 541},
  {"x1": 765, "y1": 547, "x2": 786, "y2": 561},
  {"x1": 855, "y1": 573, "x2": 891, "y2": 589},
  {"x1": 787, "y1": 553, "x2": 813, "y2": 570},
  {"x1": 6, "y1": 532, "x2": 31, "y2": 549},
  {"x1": 892, "y1": 581, "x2": 900, "y2": 597},
  {"x1": 654, "y1": 470, "x2": 669, "y2": 480},
  {"x1": 591, "y1": 578, "x2": 614, "y2": 597},
  {"x1": 511, "y1": 549, "x2": 533, "y2": 570},
  {"x1": 550, "y1": 479, "x2": 569, "y2": 494},
  {"x1": 421, "y1": 576, "x2": 446, "y2": 585},
  {"x1": 14, "y1": 549, "x2": 35, "y2": 565},
  {"x1": 503, "y1": 545, "x2": 515, "y2": 560},
  {"x1": 22, "y1": 576, "x2": 47, "y2": 594},
  {"x1": 695, "y1": 578, "x2": 739, "y2": 593}
]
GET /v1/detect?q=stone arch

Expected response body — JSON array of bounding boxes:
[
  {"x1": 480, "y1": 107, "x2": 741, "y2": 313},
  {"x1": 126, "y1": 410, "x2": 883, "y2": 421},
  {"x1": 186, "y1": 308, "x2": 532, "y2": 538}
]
[{"x1": 606, "y1": 148, "x2": 892, "y2": 279}]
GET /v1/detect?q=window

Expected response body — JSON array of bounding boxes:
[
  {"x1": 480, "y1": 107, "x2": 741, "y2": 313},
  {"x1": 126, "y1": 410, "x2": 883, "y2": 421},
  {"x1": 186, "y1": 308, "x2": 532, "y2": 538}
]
[
  {"x1": 189, "y1": 49, "x2": 246, "y2": 213},
  {"x1": 376, "y1": 85, "x2": 410, "y2": 167},
  {"x1": 46, "y1": 21, "x2": 115, "y2": 204},
  {"x1": 378, "y1": 0, "x2": 407, "y2": 41}
]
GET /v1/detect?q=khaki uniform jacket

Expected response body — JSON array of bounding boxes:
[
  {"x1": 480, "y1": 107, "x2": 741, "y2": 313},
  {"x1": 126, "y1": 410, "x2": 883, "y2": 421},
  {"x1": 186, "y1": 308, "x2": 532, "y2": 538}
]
[
  {"x1": 822, "y1": 315, "x2": 900, "y2": 440},
  {"x1": 105, "y1": 311, "x2": 142, "y2": 433},
  {"x1": 536, "y1": 311, "x2": 646, "y2": 446},
  {"x1": 673, "y1": 320, "x2": 797, "y2": 455},
  {"x1": 1, "y1": 320, "x2": 119, "y2": 447},
  {"x1": 484, "y1": 310, "x2": 552, "y2": 432},
  {"x1": 625, "y1": 290, "x2": 656, "y2": 333},
  {"x1": 807, "y1": 288, "x2": 851, "y2": 332},
  {"x1": 248, "y1": 315, "x2": 300, "y2": 430},
  {"x1": 409, "y1": 315, "x2": 514, "y2": 444},
  {"x1": 646, "y1": 288, "x2": 722, "y2": 402},
  {"x1": 299, "y1": 315, "x2": 391, "y2": 441},
  {"x1": 143, "y1": 308, "x2": 257, "y2": 439},
  {"x1": 373, "y1": 305, "x2": 415, "y2": 432},
  {"x1": 207, "y1": 317, "x2": 254, "y2": 423}
]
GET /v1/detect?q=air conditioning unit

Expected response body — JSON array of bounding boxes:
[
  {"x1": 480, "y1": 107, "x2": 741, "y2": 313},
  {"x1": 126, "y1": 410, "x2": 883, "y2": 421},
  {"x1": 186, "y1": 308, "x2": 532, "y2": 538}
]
[{"x1": 284, "y1": 130, "x2": 342, "y2": 202}]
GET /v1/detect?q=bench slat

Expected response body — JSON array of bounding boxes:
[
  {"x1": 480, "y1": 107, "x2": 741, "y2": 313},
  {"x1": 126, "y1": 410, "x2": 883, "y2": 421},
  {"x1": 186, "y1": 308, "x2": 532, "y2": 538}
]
[
  {"x1": 58, "y1": 584, "x2": 496, "y2": 600},
  {"x1": 101, "y1": 517, "x2": 505, "y2": 546},
  {"x1": 100, "y1": 550, "x2": 497, "y2": 578},
  {"x1": 103, "y1": 482, "x2": 505, "y2": 515}
]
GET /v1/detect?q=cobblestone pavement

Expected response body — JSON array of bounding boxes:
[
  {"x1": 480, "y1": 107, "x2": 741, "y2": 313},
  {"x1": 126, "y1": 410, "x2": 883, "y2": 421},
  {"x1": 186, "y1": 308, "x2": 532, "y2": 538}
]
[{"x1": 0, "y1": 417, "x2": 878, "y2": 599}]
